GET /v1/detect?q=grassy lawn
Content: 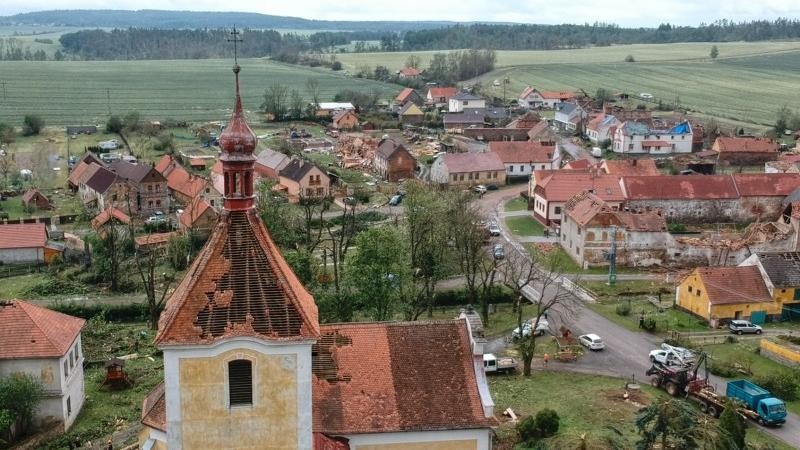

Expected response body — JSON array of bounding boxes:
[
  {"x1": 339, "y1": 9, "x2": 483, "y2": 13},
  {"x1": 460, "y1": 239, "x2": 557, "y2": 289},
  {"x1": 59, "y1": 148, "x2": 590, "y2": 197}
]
[
  {"x1": 524, "y1": 243, "x2": 648, "y2": 275},
  {"x1": 504, "y1": 197, "x2": 528, "y2": 212},
  {"x1": 505, "y1": 216, "x2": 544, "y2": 236},
  {"x1": 41, "y1": 320, "x2": 163, "y2": 449},
  {"x1": 429, "y1": 303, "x2": 541, "y2": 338},
  {"x1": 0, "y1": 272, "x2": 50, "y2": 299},
  {"x1": 703, "y1": 341, "x2": 800, "y2": 416},
  {"x1": 489, "y1": 371, "x2": 794, "y2": 449}
]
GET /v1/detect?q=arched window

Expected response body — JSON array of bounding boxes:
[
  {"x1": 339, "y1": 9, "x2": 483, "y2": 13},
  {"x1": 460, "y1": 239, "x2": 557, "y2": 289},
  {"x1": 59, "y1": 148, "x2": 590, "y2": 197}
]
[{"x1": 228, "y1": 359, "x2": 253, "y2": 407}]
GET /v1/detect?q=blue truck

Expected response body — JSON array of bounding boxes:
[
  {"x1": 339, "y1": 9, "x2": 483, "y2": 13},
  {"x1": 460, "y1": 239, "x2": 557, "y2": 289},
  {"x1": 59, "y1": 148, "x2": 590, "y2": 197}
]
[
  {"x1": 726, "y1": 379, "x2": 787, "y2": 425},
  {"x1": 647, "y1": 353, "x2": 787, "y2": 426}
]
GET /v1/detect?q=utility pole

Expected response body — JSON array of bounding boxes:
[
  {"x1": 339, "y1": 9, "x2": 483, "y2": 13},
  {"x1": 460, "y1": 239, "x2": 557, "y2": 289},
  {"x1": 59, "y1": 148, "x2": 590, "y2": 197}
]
[
  {"x1": 607, "y1": 225, "x2": 617, "y2": 286},
  {"x1": 106, "y1": 88, "x2": 111, "y2": 115}
]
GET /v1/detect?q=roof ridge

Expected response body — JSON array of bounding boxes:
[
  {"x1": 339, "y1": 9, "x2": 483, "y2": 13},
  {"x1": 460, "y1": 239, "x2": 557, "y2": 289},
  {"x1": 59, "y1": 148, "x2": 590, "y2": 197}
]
[{"x1": 320, "y1": 318, "x2": 463, "y2": 328}]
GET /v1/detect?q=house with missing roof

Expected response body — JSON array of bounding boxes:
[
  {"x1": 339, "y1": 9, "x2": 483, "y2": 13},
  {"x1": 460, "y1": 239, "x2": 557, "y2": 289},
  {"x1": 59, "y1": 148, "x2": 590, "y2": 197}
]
[
  {"x1": 448, "y1": 92, "x2": 486, "y2": 113},
  {"x1": 676, "y1": 266, "x2": 780, "y2": 325},
  {"x1": 612, "y1": 120, "x2": 693, "y2": 154},
  {"x1": 740, "y1": 252, "x2": 800, "y2": 321},
  {"x1": 585, "y1": 114, "x2": 622, "y2": 144},
  {"x1": 488, "y1": 141, "x2": 560, "y2": 180},
  {"x1": 430, "y1": 152, "x2": 506, "y2": 187},
  {"x1": 0, "y1": 301, "x2": 86, "y2": 431},
  {"x1": 139, "y1": 64, "x2": 496, "y2": 450},
  {"x1": 277, "y1": 158, "x2": 331, "y2": 203}
]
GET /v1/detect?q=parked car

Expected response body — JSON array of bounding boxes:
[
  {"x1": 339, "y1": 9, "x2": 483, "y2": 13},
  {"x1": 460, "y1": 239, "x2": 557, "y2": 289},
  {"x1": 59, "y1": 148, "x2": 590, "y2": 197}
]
[
  {"x1": 579, "y1": 334, "x2": 606, "y2": 351},
  {"x1": 486, "y1": 184, "x2": 499, "y2": 191},
  {"x1": 343, "y1": 196, "x2": 357, "y2": 205},
  {"x1": 492, "y1": 244, "x2": 505, "y2": 260},
  {"x1": 649, "y1": 344, "x2": 694, "y2": 366},
  {"x1": 388, "y1": 194, "x2": 402, "y2": 206},
  {"x1": 729, "y1": 320, "x2": 762, "y2": 335},
  {"x1": 512, "y1": 318, "x2": 549, "y2": 339},
  {"x1": 145, "y1": 211, "x2": 167, "y2": 225},
  {"x1": 473, "y1": 185, "x2": 487, "y2": 194},
  {"x1": 487, "y1": 223, "x2": 501, "y2": 236}
]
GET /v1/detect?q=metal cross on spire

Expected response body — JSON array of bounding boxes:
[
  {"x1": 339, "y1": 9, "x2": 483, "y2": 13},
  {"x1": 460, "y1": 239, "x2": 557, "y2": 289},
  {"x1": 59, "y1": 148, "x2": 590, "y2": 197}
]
[{"x1": 227, "y1": 26, "x2": 243, "y2": 65}]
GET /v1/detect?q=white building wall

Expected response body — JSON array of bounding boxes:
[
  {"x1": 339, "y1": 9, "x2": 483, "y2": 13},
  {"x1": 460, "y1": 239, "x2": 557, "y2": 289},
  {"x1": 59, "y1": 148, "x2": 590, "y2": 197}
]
[
  {"x1": 613, "y1": 131, "x2": 692, "y2": 154},
  {"x1": 0, "y1": 247, "x2": 43, "y2": 264},
  {"x1": 429, "y1": 158, "x2": 450, "y2": 184},
  {"x1": 448, "y1": 98, "x2": 486, "y2": 113}
]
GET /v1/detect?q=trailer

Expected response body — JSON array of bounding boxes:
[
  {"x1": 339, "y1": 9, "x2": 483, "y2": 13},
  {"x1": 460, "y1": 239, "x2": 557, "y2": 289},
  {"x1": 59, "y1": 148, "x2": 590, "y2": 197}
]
[{"x1": 646, "y1": 353, "x2": 787, "y2": 426}]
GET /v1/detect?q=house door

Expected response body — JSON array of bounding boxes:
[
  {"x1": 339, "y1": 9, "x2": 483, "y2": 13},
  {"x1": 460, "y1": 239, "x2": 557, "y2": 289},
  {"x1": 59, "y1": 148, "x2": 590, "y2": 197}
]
[
  {"x1": 750, "y1": 310, "x2": 766, "y2": 325},
  {"x1": 734, "y1": 311, "x2": 742, "y2": 320}
]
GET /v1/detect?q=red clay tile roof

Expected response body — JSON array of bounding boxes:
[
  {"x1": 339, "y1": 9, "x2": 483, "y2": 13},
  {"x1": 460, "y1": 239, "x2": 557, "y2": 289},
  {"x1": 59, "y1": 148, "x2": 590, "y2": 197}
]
[
  {"x1": 91, "y1": 207, "x2": 131, "y2": 230},
  {"x1": 179, "y1": 195, "x2": 215, "y2": 229},
  {"x1": 489, "y1": 141, "x2": 556, "y2": 164},
  {"x1": 399, "y1": 67, "x2": 420, "y2": 77},
  {"x1": 563, "y1": 192, "x2": 618, "y2": 227},
  {"x1": 68, "y1": 160, "x2": 95, "y2": 187},
  {"x1": 156, "y1": 209, "x2": 319, "y2": 345},
  {"x1": 165, "y1": 164, "x2": 207, "y2": 200},
  {"x1": 519, "y1": 86, "x2": 536, "y2": 99},
  {"x1": 602, "y1": 159, "x2": 660, "y2": 176},
  {"x1": 779, "y1": 153, "x2": 800, "y2": 164},
  {"x1": 155, "y1": 154, "x2": 173, "y2": 174},
  {"x1": 0, "y1": 300, "x2": 85, "y2": 359},
  {"x1": 395, "y1": 87, "x2": 415, "y2": 103},
  {"x1": 312, "y1": 320, "x2": 494, "y2": 435},
  {"x1": 21, "y1": 188, "x2": 48, "y2": 205},
  {"x1": 539, "y1": 91, "x2": 574, "y2": 100},
  {"x1": 695, "y1": 266, "x2": 772, "y2": 305},
  {"x1": 715, "y1": 136, "x2": 778, "y2": 154},
  {"x1": 623, "y1": 175, "x2": 739, "y2": 200},
  {"x1": 314, "y1": 433, "x2": 349, "y2": 450},
  {"x1": 564, "y1": 159, "x2": 591, "y2": 170},
  {"x1": 135, "y1": 231, "x2": 179, "y2": 248},
  {"x1": 733, "y1": 173, "x2": 800, "y2": 197},
  {"x1": 428, "y1": 87, "x2": 458, "y2": 100},
  {"x1": 441, "y1": 152, "x2": 505, "y2": 173},
  {"x1": 536, "y1": 171, "x2": 625, "y2": 202},
  {"x1": 141, "y1": 382, "x2": 166, "y2": 432},
  {"x1": 0, "y1": 223, "x2": 47, "y2": 249}
]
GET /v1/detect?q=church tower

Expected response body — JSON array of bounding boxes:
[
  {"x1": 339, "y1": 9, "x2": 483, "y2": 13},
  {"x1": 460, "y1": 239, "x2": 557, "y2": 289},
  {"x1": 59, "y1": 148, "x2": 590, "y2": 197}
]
[{"x1": 144, "y1": 62, "x2": 319, "y2": 450}]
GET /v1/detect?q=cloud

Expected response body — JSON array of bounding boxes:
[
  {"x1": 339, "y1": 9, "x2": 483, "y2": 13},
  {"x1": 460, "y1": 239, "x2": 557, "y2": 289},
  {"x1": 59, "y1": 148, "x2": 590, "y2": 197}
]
[{"x1": 2, "y1": 0, "x2": 799, "y2": 26}]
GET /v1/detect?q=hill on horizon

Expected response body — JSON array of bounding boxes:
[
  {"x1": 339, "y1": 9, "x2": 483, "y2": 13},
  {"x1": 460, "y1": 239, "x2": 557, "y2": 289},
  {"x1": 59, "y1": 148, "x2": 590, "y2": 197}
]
[{"x1": 0, "y1": 9, "x2": 492, "y2": 32}]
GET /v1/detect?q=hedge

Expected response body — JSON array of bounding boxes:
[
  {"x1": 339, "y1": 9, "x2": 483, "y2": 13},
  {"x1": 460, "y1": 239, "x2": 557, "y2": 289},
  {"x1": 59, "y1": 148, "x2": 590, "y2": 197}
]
[{"x1": 50, "y1": 301, "x2": 149, "y2": 322}]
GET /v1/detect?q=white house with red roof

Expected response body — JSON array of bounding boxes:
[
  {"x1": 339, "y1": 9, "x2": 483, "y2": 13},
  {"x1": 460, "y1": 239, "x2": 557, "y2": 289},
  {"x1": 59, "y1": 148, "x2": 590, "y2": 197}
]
[
  {"x1": 0, "y1": 300, "x2": 86, "y2": 431},
  {"x1": 489, "y1": 141, "x2": 560, "y2": 179},
  {"x1": 518, "y1": 86, "x2": 575, "y2": 109},
  {"x1": 397, "y1": 67, "x2": 421, "y2": 79},
  {"x1": 426, "y1": 87, "x2": 459, "y2": 107},
  {"x1": 430, "y1": 152, "x2": 506, "y2": 187},
  {"x1": 0, "y1": 223, "x2": 62, "y2": 265}
]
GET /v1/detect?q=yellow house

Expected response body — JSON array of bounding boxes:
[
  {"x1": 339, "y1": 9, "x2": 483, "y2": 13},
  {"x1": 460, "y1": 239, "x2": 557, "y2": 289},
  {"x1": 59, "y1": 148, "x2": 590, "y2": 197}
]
[
  {"x1": 676, "y1": 266, "x2": 781, "y2": 324},
  {"x1": 740, "y1": 252, "x2": 800, "y2": 321}
]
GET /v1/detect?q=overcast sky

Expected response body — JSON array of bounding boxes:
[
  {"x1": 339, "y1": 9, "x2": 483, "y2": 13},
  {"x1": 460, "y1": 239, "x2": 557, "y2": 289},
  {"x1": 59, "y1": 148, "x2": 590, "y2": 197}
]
[{"x1": 2, "y1": 0, "x2": 799, "y2": 27}]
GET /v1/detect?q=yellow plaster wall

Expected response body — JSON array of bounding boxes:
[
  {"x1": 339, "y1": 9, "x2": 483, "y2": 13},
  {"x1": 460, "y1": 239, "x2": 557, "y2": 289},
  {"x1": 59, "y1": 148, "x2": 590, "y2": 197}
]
[
  {"x1": 179, "y1": 349, "x2": 298, "y2": 450},
  {"x1": 710, "y1": 301, "x2": 781, "y2": 320},
  {"x1": 355, "y1": 440, "x2": 478, "y2": 450},
  {"x1": 761, "y1": 339, "x2": 800, "y2": 364},
  {"x1": 676, "y1": 273, "x2": 711, "y2": 319},
  {"x1": 773, "y1": 287, "x2": 795, "y2": 303}
]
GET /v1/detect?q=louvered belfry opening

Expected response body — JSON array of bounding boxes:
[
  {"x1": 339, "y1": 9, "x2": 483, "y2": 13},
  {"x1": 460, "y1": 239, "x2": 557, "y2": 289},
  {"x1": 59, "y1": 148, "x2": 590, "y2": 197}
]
[
  {"x1": 193, "y1": 211, "x2": 305, "y2": 338},
  {"x1": 228, "y1": 359, "x2": 253, "y2": 406}
]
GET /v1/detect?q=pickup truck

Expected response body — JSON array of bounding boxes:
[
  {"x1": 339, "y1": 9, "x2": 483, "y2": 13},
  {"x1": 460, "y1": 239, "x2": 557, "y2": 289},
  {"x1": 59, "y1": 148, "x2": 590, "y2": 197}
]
[
  {"x1": 483, "y1": 353, "x2": 517, "y2": 374},
  {"x1": 727, "y1": 379, "x2": 787, "y2": 425}
]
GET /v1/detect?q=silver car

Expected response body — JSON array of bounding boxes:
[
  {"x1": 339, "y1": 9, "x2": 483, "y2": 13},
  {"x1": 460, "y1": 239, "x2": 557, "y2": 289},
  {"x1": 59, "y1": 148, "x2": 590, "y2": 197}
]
[{"x1": 728, "y1": 320, "x2": 762, "y2": 335}]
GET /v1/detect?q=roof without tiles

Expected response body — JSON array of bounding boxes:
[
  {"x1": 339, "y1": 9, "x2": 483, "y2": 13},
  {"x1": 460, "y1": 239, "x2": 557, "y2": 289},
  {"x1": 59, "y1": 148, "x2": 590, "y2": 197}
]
[
  {"x1": 156, "y1": 209, "x2": 320, "y2": 345},
  {"x1": 602, "y1": 159, "x2": 660, "y2": 176},
  {"x1": 0, "y1": 223, "x2": 47, "y2": 249},
  {"x1": 441, "y1": 152, "x2": 505, "y2": 173},
  {"x1": 756, "y1": 252, "x2": 800, "y2": 288},
  {"x1": 255, "y1": 149, "x2": 291, "y2": 171},
  {"x1": 563, "y1": 192, "x2": 617, "y2": 227},
  {"x1": 312, "y1": 319, "x2": 495, "y2": 435},
  {"x1": 695, "y1": 266, "x2": 772, "y2": 305},
  {"x1": 489, "y1": 141, "x2": 556, "y2": 164},
  {"x1": 0, "y1": 300, "x2": 85, "y2": 359}
]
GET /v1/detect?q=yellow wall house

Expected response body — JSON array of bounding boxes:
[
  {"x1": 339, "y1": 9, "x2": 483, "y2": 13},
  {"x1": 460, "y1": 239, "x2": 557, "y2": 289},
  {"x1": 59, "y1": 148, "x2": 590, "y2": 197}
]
[
  {"x1": 676, "y1": 266, "x2": 781, "y2": 324},
  {"x1": 740, "y1": 252, "x2": 800, "y2": 321},
  {"x1": 139, "y1": 63, "x2": 495, "y2": 450}
]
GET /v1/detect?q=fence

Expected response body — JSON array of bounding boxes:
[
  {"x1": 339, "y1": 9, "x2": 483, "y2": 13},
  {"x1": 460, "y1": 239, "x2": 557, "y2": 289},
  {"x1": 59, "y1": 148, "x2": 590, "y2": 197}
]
[{"x1": 0, "y1": 263, "x2": 41, "y2": 278}]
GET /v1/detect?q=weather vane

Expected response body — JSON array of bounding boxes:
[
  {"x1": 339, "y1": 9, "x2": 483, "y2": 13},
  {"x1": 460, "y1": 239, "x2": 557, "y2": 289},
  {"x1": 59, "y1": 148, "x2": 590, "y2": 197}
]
[{"x1": 227, "y1": 26, "x2": 243, "y2": 65}]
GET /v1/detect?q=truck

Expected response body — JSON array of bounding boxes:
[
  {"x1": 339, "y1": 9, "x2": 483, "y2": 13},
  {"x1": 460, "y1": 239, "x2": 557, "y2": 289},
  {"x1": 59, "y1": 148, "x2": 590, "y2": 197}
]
[
  {"x1": 483, "y1": 353, "x2": 517, "y2": 375},
  {"x1": 647, "y1": 353, "x2": 787, "y2": 426}
]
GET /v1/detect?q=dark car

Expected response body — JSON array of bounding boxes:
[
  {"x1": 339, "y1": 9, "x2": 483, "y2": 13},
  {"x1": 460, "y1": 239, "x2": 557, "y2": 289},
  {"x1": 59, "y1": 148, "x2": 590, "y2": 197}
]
[
  {"x1": 486, "y1": 184, "x2": 499, "y2": 191},
  {"x1": 389, "y1": 195, "x2": 402, "y2": 206}
]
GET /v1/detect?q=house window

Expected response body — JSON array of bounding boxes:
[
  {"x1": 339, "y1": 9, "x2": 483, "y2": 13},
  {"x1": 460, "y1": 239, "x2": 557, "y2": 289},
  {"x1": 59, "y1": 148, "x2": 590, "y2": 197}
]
[
  {"x1": 67, "y1": 397, "x2": 72, "y2": 417},
  {"x1": 554, "y1": 207, "x2": 562, "y2": 215},
  {"x1": 576, "y1": 248, "x2": 580, "y2": 255},
  {"x1": 317, "y1": 187, "x2": 324, "y2": 195},
  {"x1": 688, "y1": 286, "x2": 693, "y2": 293},
  {"x1": 306, "y1": 188, "x2": 313, "y2": 196},
  {"x1": 112, "y1": 194, "x2": 118, "y2": 201},
  {"x1": 148, "y1": 185, "x2": 153, "y2": 192},
  {"x1": 541, "y1": 165, "x2": 545, "y2": 170},
  {"x1": 228, "y1": 360, "x2": 253, "y2": 407},
  {"x1": 459, "y1": 174, "x2": 465, "y2": 181},
  {"x1": 696, "y1": 290, "x2": 702, "y2": 297},
  {"x1": 509, "y1": 166, "x2": 514, "y2": 173},
  {"x1": 628, "y1": 144, "x2": 633, "y2": 150},
  {"x1": 519, "y1": 165, "x2": 524, "y2": 172},
  {"x1": 156, "y1": 200, "x2": 161, "y2": 206},
  {"x1": 451, "y1": 174, "x2": 457, "y2": 181},
  {"x1": 64, "y1": 360, "x2": 69, "y2": 378},
  {"x1": 577, "y1": 227, "x2": 581, "y2": 235},
  {"x1": 148, "y1": 200, "x2": 153, "y2": 208},
  {"x1": 69, "y1": 350, "x2": 74, "y2": 369}
]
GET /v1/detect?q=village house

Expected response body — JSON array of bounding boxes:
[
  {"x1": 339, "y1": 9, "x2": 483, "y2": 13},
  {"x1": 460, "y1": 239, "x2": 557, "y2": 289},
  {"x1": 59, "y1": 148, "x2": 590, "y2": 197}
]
[
  {"x1": 253, "y1": 148, "x2": 290, "y2": 180},
  {"x1": 0, "y1": 223, "x2": 61, "y2": 265},
  {"x1": 713, "y1": 136, "x2": 779, "y2": 166},
  {"x1": 430, "y1": 151, "x2": 506, "y2": 187},
  {"x1": 139, "y1": 66, "x2": 496, "y2": 450},
  {"x1": 612, "y1": 120, "x2": 693, "y2": 154},
  {"x1": 77, "y1": 163, "x2": 129, "y2": 212},
  {"x1": 316, "y1": 102, "x2": 355, "y2": 117},
  {"x1": 398, "y1": 102, "x2": 425, "y2": 124},
  {"x1": 397, "y1": 66, "x2": 421, "y2": 79},
  {"x1": 585, "y1": 114, "x2": 621, "y2": 144},
  {"x1": 65, "y1": 125, "x2": 97, "y2": 135},
  {"x1": 462, "y1": 127, "x2": 531, "y2": 142},
  {"x1": 90, "y1": 206, "x2": 131, "y2": 234},
  {"x1": 0, "y1": 301, "x2": 85, "y2": 431},
  {"x1": 393, "y1": 87, "x2": 423, "y2": 111},
  {"x1": 529, "y1": 170, "x2": 625, "y2": 226},
  {"x1": 21, "y1": 188, "x2": 52, "y2": 210},
  {"x1": 553, "y1": 102, "x2": 588, "y2": 132},
  {"x1": 331, "y1": 110, "x2": 360, "y2": 130},
  {"x1": 448, "y1": 92, "x2": 486, "y2": 113},
  {"x1": 528, "y1": 121, "x2": 557, "y2": 144},
  {"x1": 600, "y1": 159, "x2": 660, "y2": 176},
  {"x1": 67, "y1": 152, "x2": 105, "y2": 191},
  {"x1": 155, "y1": 155, "x2": 209, "y2": 205},
  {"x1": 676, "y1": 266, "x2": 779, "y2": 325},
  {"x1": 443, "y1": 109, "x2": 486, "y2": 130},
  {"x1": 740, "y1": 252, "x2": 800, "y2": 320},
  {"x1": 278, "y1": 158, "x2": 331, "y2": 202},
  {"x1": 177, "y1": 195, "x2": 217, "y2": 237},
  {"x1": 560, "y1": 191, "x2": 667, "y2": 269},
  {"x1": 518, "y1": 87, "x2": 574, "y2": 109},
  {"x1": 426, "y1": 87, "x2": 459, "y2": 107},
  {"x1": 109, "y1": 160, "x2": 169, "y2": 216},
  {"x1": 134, "y1": 231, "x2": 179, "y2": 252},
  {"x1": 373, "y1": 139, "x2": 416, "y2": 182},
  {"x1": 489, "y1": 141, "x2": 560, "y2": 180}
]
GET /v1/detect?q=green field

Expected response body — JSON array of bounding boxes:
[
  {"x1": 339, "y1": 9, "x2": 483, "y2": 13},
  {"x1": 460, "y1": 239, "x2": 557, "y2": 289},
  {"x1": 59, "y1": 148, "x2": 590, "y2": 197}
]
[{"x1": 0, "y1": 58, "x2": 400, "y2": 125}]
